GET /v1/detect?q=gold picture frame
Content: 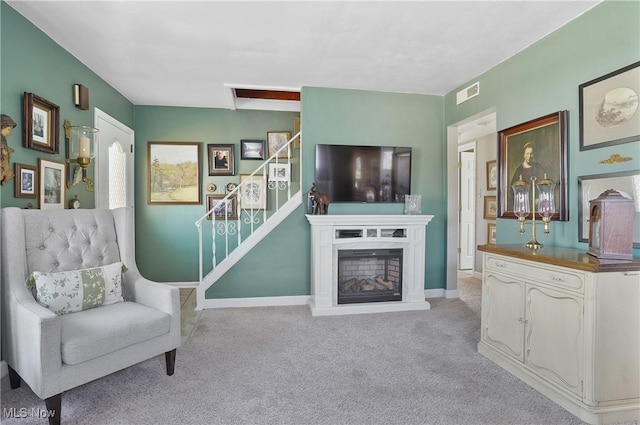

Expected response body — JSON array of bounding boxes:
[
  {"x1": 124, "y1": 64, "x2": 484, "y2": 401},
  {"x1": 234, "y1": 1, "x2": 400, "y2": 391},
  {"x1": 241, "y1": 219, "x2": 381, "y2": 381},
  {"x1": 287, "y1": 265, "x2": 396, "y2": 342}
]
[{"x1": 148, "y1": 142, "x2": 202, "y2": 205}]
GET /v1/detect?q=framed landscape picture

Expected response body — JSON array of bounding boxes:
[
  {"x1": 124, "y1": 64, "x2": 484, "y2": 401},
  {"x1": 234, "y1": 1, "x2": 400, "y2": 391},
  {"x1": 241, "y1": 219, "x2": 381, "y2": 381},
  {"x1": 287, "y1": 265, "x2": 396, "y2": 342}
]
[
  {"x1": 498, "y1": 111, "x2": 568, "y2": 221},
  {"x1": 38, "y1": 158, "x2": 66, "y2": 209},
  {"x1": 579, "y1": 61, "x2": 640, "y2": 151},
  {"x1": 483, "y1": 195, "x2": 497, "y2": 219},
  {"x1": 240, "y1": 140, "x2": 265, "y2": 160},
  {"x1": 148, "y1": 142, "x2": 201, "y2": 205}
]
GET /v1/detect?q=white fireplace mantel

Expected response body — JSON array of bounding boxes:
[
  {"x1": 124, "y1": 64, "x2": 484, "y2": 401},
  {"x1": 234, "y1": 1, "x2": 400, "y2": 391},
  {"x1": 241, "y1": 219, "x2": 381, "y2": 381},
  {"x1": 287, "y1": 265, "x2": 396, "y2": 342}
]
[{"x1": 306, "y1": 214, "x2": 434, "y2": 316}]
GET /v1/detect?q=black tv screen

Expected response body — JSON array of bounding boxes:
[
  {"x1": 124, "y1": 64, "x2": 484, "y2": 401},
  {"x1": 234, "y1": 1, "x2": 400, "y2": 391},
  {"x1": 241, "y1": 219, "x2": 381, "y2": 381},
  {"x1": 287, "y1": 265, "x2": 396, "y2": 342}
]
[{"x1": 314, "y1": 144, "x2": 412, "y2": 203}]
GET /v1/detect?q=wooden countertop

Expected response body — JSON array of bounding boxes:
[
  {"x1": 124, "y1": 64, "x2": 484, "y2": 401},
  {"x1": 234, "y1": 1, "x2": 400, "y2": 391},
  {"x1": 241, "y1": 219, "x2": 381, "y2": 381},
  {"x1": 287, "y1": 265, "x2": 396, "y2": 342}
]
[{"x1": 478, "y1": 244, "x2": 640, "y2": 273}]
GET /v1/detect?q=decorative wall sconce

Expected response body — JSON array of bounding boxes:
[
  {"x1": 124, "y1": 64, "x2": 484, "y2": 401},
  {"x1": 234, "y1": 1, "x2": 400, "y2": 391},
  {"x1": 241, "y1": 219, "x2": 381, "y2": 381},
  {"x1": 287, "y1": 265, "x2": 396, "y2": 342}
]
[
  {"x1": 512, "y1": 173, "x2": 556, "y2": 250},
  {"x1": 64, "y1": 120, "x2": 98, "y2": 189}
]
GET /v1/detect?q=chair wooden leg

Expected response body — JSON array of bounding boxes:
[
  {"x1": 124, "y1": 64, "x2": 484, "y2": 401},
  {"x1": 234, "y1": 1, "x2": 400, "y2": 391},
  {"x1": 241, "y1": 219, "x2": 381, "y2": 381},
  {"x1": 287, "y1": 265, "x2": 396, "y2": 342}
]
[
  {"x1": 7, "y1": 365, "x2": 21, "y2": 389},
  {"x1": 45, "y1": 393, "x2": 61, "y2": 425},
  {"x1": 165, "y1": 349, "x2": 176, "y2": 376}
]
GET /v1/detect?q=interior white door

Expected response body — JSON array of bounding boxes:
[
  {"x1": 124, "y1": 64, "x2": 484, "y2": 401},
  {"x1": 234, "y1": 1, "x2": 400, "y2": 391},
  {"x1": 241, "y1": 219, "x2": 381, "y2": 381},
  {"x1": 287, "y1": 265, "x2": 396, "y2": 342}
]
[
  {"x1": 94, "y1": 109, "x2": 134, "y2": 209},
  {"x1": 459, "y1": 150, "x2": 475, "y2": 270}
]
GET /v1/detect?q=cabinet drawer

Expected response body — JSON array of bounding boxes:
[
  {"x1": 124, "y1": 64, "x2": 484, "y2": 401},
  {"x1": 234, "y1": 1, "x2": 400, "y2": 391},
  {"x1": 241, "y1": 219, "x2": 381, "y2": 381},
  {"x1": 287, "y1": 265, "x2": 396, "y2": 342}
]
[{"x1": 485, "y1": 254, "x2": 585, "y2": 292}]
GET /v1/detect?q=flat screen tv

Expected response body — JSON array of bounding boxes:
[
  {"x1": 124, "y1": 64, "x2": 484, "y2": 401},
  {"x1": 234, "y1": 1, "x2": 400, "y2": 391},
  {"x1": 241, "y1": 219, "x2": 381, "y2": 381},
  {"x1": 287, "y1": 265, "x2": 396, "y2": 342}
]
[{"x1": 315, "y1": 144, "x2": 412, "y2": 203}]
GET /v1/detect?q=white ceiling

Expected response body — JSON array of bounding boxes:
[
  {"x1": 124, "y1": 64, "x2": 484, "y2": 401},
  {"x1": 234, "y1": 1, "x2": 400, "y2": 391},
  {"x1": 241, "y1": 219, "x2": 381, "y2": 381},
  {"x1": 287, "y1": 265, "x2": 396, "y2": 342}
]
[{"x1": 7, "y1": 1, "x2": 601, "y2": 110}]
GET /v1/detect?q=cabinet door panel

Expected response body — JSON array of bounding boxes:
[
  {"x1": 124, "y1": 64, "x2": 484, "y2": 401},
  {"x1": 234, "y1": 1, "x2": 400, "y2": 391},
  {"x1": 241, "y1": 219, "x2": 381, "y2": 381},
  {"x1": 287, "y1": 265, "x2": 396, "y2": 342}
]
[
  {"x1": 483, "y1": 273, "x2": 525, "y2": 361},
  {"x1": 526, "y1": 285, "x2": 583, "y2": 397}
]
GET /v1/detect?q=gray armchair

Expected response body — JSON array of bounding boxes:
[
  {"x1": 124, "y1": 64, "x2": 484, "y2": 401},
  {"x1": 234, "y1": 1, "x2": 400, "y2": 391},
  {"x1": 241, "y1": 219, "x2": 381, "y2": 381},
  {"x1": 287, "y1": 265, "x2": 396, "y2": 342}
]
[{"x1": 1, "y1": 207, "x2": 181, "y2": 425}]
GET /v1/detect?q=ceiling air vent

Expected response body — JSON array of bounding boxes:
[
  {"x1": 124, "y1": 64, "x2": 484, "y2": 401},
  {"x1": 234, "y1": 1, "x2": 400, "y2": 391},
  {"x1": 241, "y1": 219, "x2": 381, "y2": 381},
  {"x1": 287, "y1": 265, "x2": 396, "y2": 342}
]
[{"x1": 456, "y1": 82, "x2": 480, "y2": 105}]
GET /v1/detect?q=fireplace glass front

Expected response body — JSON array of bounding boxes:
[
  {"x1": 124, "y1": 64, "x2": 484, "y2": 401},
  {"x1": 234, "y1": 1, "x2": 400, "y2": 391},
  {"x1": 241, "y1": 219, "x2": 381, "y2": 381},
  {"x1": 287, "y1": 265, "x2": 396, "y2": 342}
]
[{"x1": 337, "y1": 249, "x2": 402, "y2": 304}]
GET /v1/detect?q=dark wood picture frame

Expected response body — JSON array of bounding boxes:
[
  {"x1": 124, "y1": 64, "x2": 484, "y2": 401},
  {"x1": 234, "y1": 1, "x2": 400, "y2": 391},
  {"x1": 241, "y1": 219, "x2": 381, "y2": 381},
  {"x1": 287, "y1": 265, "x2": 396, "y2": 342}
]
[
  {"x1": 577, "y1": 170, "x2": 639, "y2": 248},
  {"x1": 14, "y1": 162, "x2": 37, "y2": 198},
  {"x1": 23, "y1": 92, "x2": 60, "y2": 154},
  {"x1": 498, "y1": 111, "x2": 568, "y2": 221},
  {"x1": 207, "y1": 144, "x2": 235, "y2": 176},
  {"x1": 487, "y1": 222, "x2": 497, "y2": 245},
  {"x1": 240, "y1": 140, "x2": 265, "y2": 160},
  {"x1": 206, "y1": 194, "x2": 238, "y2": 220},
  {"x1": 579, "y1": 61, "x2": 640, "y2": 151},
  {"x1": 147, "y1": 141, "x2": 202, "y2": 205}
]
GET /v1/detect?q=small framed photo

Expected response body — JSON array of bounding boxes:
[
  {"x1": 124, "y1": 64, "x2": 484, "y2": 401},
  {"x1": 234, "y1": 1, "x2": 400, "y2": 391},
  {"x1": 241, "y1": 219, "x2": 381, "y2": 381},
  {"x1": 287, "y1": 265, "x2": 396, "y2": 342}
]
[
  {"x1": 14, "y1": 163, "x2": 37, "y2": 198},
  {"x1": 483, "y1": 195, "x2": 497, "y2": 219},
  {"x1": 487, "y1": 222, "x2": 497, "y2": 245},
  {"x1": 23, "y1": 92, "x2": 60, "y2": 154},
  {"x1": 267, "y1": 131, "x2": 291, "y2": 159},
  {"x1": 579, "y1": 61, "x2": 640, "y2": 151},
  {"x1": 486, "y1": 160, "x2": 497, "y2": 190},
  {"x1": 293, "y1": 116, "x2": 301, "y2": 149},
  {"x1": 268, "y1": 163, "x2": 291, "y2": 182},
  {"x1": 239, "y1": 174, "x2": 267, "y2": 210},
  {"x1": 207, "y1": 144, "x2": 235, "y2": 176},
  {"x1": 206, "y1": 194, "x2": 238, "y2": 220},
  {"x1": 38, "y1": 158, "x2": 66, "y2": 209},
  {"x1": 240, "y1": 140, "x2": 265, "y2": 160},
  {"x1": 148, "y1": 142, "x2": 201, "y2": 205}
]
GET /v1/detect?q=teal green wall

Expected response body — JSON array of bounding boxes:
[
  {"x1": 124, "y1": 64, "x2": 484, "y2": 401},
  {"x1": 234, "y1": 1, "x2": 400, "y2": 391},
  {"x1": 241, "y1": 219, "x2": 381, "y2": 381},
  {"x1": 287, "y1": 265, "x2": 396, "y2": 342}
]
[
  {"x1": 3, "y1": 0, "x2": 639, "y2": 296},
  {"x1": 301, "y1": 87, "x2": 446, "y2": 290},
  {"x1": 0, "y1": 2, "x2": 133, "y2": 209},
  {"x1": 444, "y1": 0, "x2": 640, "y2": 256},
  {"x1": 133, "y1": 106, "x2": 301, "y2": 286}
]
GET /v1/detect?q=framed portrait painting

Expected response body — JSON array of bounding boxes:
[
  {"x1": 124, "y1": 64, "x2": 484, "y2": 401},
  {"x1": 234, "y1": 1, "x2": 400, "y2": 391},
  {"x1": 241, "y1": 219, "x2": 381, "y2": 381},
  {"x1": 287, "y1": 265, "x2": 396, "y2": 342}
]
[
  {"x1": 498, "y1": 111, "x2": 568, "y2": 221},
  {"x1": 206, "y1": 194, "x2": 238, "y2": 220},
  {"x1": 23, "y1": 92, "x2": 60, "y2": 154},
  {"x1": 38, "y1": 158, "x2": 66, "y2": 209},
  {"x1": 267, "y1": 131, "x2": 291, "y2": 159},
  {"x1": 577, "y1": 170, "x2": 639, "y2": 248},
  {"x1": 148, "y1": 142, "x2": 201, "y2": 205},
  {"x1": 207, "y1": 144, "x2": 235, "y2": 176},
  {"x1": 579, "y1": 61, "x2": 640, "y2": 151},
  {"x1": 240, "y1": 140, "x2": 265, "y2": 160},
  {"x1": 239, "y1": 174, "x2": 267, "y2": 210},
  {"x1": 14, "y1": 163, "x2": 37, "y2": 198}
]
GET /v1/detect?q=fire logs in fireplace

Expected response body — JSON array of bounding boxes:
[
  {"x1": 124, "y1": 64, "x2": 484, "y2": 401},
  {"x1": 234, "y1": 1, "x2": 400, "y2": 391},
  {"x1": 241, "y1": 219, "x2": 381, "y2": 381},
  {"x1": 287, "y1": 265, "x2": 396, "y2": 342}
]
[{"x1": 337, "y1": 249, "x2": 402, "y2": 304}]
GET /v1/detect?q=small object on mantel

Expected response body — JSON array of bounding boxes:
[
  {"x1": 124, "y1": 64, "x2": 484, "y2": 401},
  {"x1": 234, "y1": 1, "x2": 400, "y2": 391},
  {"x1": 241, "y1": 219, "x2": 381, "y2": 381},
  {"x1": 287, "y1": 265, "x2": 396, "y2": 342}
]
[{"x1": 588, "y1": 189, "x2": 635, "y2": 260}]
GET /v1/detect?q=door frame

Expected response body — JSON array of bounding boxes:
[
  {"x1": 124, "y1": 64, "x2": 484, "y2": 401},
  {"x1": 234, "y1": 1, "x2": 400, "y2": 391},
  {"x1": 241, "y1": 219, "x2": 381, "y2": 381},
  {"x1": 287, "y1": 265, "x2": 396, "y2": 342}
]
[
  {"x1": 94, "y1": 108, "x2": 135, "y2": 209},
  {"x1": 446, "y1": 109, "x2": 496, "y2": 296}
]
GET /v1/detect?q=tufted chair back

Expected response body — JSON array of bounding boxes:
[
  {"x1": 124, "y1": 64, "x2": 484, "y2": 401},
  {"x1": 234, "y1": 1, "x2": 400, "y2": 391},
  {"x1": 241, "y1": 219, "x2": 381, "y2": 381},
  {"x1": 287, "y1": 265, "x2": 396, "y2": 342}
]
[{"x1": 23, "y1": 209, "x2": 121, "y2": 275}]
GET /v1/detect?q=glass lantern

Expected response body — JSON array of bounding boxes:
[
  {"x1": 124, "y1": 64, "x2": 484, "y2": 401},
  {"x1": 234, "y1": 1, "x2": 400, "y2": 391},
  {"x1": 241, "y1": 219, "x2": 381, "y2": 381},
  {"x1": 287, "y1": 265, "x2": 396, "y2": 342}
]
[
  {"x1": 511, "y1": 175, "x2": 529, "y2": 234},
  {"x1": 68, "y1": 126, "x2": 98, "y2": 169},
  {"x1": 536, "y1": 173, "x2": 556, "y2": 235}
]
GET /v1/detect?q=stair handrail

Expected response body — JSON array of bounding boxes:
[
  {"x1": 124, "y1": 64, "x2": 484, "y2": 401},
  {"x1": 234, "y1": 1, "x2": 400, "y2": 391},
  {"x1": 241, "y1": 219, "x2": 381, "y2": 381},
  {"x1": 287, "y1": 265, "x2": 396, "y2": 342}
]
[{"x1": 194, "y1": 131, "x2": 301, "y2": 286}]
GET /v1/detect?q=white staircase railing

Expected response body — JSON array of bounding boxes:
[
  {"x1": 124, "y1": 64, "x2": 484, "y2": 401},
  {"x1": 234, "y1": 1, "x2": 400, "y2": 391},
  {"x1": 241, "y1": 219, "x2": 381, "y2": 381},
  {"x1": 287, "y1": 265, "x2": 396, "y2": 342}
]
[{"x1": 194, "y1": 132, "x2": 302, "y2": 302}]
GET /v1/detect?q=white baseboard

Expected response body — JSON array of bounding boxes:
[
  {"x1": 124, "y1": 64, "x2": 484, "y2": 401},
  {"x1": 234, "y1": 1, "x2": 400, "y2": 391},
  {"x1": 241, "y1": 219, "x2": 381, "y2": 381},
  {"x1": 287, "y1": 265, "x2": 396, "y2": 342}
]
[
  {"x1": 198, "y1": 290, "x2": 459, "y2": 310},
  {"x1": 200, "y1": 295, "x2": 311, "y2": 309}
]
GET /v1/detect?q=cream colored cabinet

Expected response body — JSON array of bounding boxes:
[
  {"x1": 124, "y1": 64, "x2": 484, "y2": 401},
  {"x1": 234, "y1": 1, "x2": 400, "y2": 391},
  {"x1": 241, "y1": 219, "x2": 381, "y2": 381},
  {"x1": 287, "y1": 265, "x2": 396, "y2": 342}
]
[{"x1": 478, "y1": 245, "x2": 640, "y2": 425}]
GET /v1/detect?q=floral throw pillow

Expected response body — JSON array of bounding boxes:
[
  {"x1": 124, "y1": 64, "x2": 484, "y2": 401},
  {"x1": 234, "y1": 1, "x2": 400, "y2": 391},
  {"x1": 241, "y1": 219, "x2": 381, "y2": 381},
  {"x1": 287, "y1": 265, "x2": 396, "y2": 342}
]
[{"x1": 25, "y1": 262, "x2": 125, "y2": 315}]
